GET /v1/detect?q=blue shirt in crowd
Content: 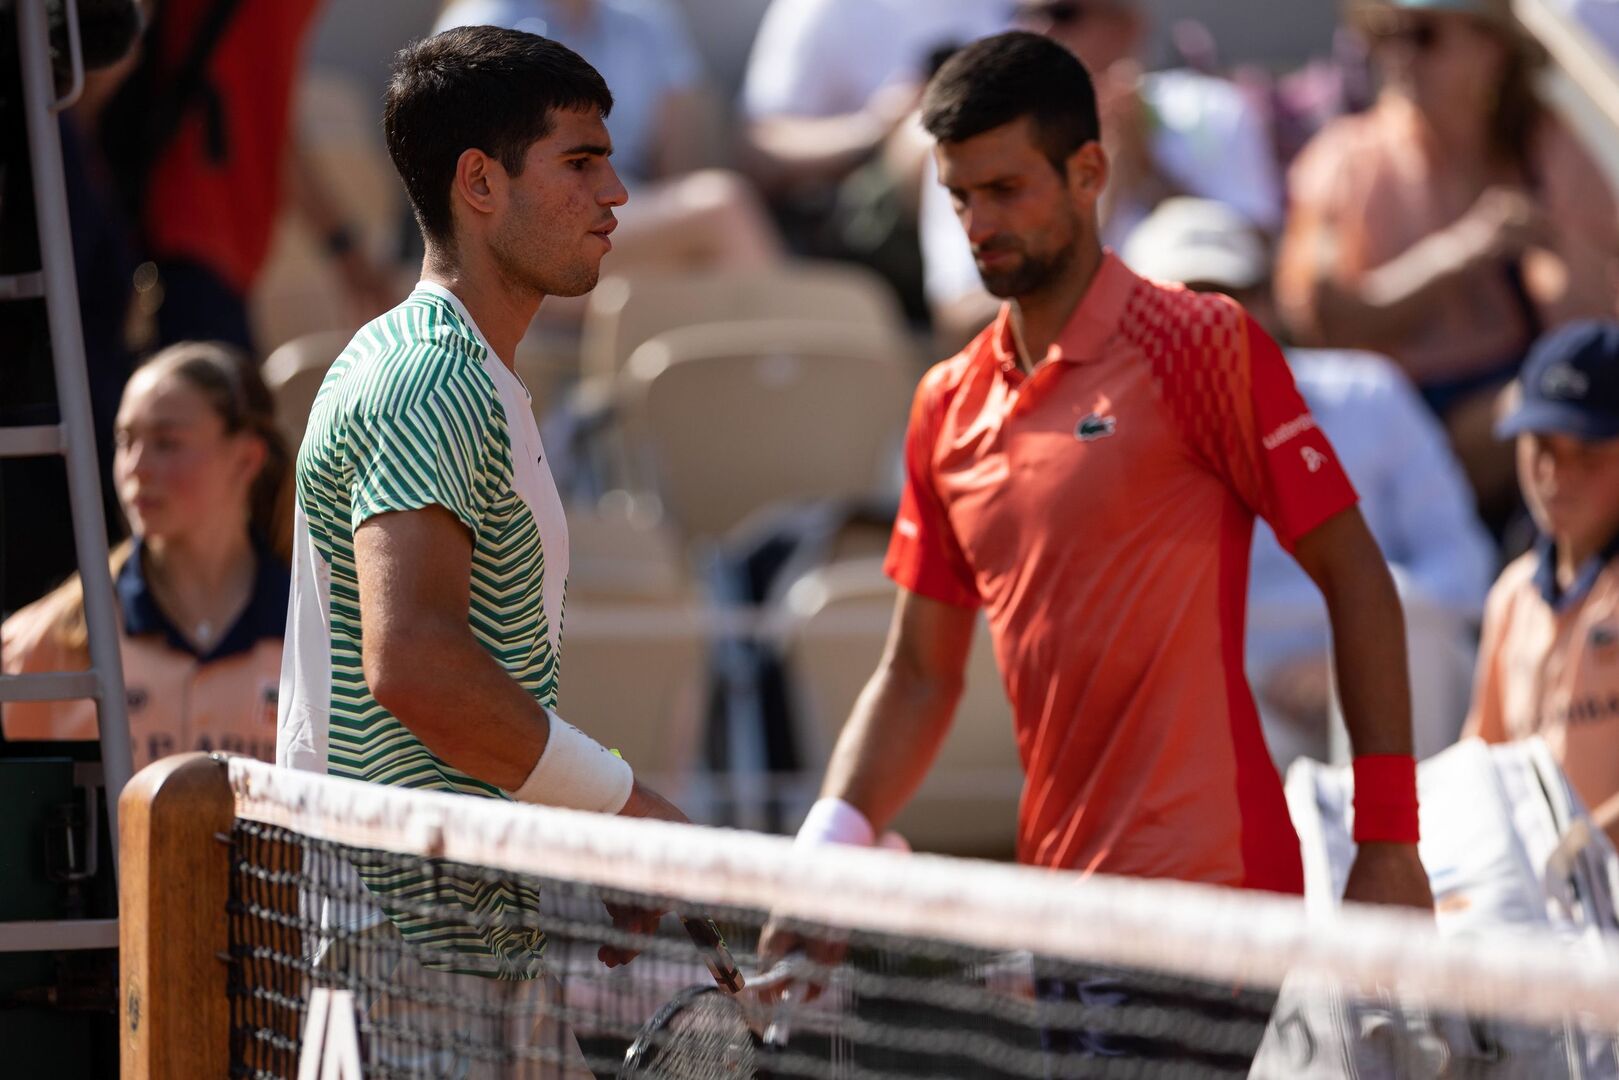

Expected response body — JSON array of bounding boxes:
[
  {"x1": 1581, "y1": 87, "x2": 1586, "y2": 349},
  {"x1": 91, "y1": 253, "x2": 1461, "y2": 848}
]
[{"x1": 1247, "y1": 349, "x2": 1496, "y2": 674}]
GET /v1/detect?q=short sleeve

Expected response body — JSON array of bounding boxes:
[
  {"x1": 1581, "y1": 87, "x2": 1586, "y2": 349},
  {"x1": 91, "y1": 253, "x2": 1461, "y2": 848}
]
[
  {"x1": 883, "y1": 377, "x2": 980, "y2": 609},
  {"x1": 1240, "y1": 317, "x2": 1359, "y2": 547},
  {"x1": 347, "y1": 379, "x2": 498, "y2": 537},
  {"x1": 1156, "y1": 303, "x2": 1357, "y2": 550}
]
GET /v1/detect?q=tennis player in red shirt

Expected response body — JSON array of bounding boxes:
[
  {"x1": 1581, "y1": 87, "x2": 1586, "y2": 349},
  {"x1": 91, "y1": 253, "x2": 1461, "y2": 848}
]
[
  {"x1": 760, "y1": 31, "x2": 1431, "y2": 1065},
  {"x1": 772, "y1": 32, "x2": 1432, "y2": 913}
]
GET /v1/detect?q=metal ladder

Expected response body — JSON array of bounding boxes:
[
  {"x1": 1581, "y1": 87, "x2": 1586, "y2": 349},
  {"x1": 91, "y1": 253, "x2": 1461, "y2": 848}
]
[{"x1": 0, "y1": 0, "x2": 134, "y2": 954}]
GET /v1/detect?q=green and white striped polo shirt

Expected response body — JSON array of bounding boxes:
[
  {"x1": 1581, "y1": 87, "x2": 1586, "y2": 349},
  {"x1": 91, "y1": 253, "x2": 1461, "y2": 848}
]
[{"x1": 277, "y1": 282, "x2": 569, "y2": 977}]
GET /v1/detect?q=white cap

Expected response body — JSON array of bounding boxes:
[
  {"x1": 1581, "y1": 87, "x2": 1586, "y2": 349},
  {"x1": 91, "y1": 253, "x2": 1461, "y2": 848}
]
[{"x1": 1120, "y1": 197, "x2": 1268, "y2": 292}]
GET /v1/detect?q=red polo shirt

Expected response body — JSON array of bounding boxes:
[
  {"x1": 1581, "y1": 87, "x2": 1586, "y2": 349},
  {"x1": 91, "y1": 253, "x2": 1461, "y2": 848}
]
[{"x1": 886, "y1": 253, "x2": 1357, "y2": 892}]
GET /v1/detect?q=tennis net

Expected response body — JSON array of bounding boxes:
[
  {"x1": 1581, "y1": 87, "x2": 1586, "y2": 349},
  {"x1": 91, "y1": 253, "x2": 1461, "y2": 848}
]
[{"x1": 121, "y1": 754, "x2": 1619, "y2": 1079}]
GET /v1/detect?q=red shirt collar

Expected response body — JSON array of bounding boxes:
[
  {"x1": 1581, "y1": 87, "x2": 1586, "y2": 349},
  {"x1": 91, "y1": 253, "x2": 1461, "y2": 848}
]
[{"x1": 987, "y1": 250, "x2": 1139, "y2": 372}]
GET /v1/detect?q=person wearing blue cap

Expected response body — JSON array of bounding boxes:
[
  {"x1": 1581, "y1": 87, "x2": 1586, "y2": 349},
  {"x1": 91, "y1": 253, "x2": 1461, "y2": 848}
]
[{"x1": 1464, "y1": 320, "x2": 1619, "y2": 843}]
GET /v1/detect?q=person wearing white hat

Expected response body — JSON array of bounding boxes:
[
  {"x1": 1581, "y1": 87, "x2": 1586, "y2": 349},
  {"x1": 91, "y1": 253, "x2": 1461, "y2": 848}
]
[{"x1": 1126, "y1": 197, "x2": 1496, "y2": 768}]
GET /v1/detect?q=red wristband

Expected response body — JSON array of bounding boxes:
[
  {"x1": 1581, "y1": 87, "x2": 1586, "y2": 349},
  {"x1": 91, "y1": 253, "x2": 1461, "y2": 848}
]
[{"x1": 1352, "y1": 755, "x2": 1420, "y2": 844}]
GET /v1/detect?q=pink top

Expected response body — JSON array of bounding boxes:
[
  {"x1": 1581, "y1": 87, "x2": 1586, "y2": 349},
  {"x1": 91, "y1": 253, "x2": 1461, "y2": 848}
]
[{"x1": 1278, "y1": 96, "x2": 1619, "y2": 387}]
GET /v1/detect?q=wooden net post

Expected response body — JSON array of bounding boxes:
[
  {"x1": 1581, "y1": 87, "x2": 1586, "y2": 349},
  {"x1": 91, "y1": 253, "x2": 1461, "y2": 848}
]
[{"x1": 119, "y1": 752, "x2": 233, "y2": 1078}]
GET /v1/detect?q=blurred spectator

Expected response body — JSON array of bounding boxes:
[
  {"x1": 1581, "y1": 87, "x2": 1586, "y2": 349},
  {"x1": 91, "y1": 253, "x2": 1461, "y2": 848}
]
[
  {"x1": 739, "y1": 0, "x2": 1003, "y2": 191},
  {"x1": 1465, "y1": 321, "x2": 1619, "y2": 844},
  {"x1": 1276, "y1": 0, "x2": 1619, "y2": 529},
  {"x1": 1125, "y1": 198, "x2": 1495, "y2": 767},
  {"x1": 436, "y1": 0, "x2": 783, "y2": 286},
  {"x1": 94, "y1": 0, "x2": 393, "y2": 354},
  {"x1": 2, "y1": 343, "x2": 292, "y2": 768},
  {"x1": 739, "y1": 0, "x2": 1005, "y2": 315},
  {"x1": 921, "y1": 0, "x2": 1283, "y2": 349}
]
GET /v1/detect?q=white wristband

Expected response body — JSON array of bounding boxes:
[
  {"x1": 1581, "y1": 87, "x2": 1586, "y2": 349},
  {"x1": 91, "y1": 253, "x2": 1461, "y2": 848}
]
[
  {"x1": 795, "y1": 797, "x2": 876, "y2": 848},
  {"x1": 510, "y1": 712, "x2": 634, "y2": 814}
]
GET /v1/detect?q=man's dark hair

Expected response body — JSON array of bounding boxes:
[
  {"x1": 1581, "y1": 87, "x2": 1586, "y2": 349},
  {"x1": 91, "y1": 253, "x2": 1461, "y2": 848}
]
[
  {"x1": 384, "y1": 26, "x2": 613, "y2": 246},
  {"x1": 921, "y1": 32, "x2": 1099, "y2": 174}
]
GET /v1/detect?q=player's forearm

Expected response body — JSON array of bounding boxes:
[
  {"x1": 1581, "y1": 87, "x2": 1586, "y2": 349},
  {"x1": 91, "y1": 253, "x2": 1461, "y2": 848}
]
[
  {"x1": 1324, "y1": 550, "x2": 1415, "y2": 759},
  {"x1": 820, "y1": 660, "x2": 962, "y2": 837},
  {"x1": 364, "y1": 622, "x2": 549, "y2": 790}
]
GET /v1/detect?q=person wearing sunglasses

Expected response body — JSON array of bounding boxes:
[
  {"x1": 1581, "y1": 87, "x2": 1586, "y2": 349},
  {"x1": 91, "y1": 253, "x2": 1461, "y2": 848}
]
[
  {"x1": 920, "y1": 0, "x2": 1282, "y2": 350},
  {"x1": 1276, "y1": 0, "x2": 1619, "y2": 536}
]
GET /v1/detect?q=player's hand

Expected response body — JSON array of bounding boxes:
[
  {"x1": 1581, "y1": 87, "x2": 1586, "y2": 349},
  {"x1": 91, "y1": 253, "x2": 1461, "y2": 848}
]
[
  {"x1": 616, "y1": 779, "x2": 690, "y2": 825},
  {"x1": 754, "y1": 916, "x2": 848, "y2": 1006},
  {"x1": 599, "y1": 781, "x2": 691, "y2": 967},
  {"x1": 599, "y1": 898, "x2": 664, "y2": 969},
  {"x1": 1342, "y1": 842, "x2": 1433, "y2": 913}
]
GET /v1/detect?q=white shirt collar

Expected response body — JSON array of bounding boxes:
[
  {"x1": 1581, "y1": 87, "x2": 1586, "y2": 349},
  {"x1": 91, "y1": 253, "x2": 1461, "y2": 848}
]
[{"x1": 413, "y1": 280, "x2": 498, "y2": 359}]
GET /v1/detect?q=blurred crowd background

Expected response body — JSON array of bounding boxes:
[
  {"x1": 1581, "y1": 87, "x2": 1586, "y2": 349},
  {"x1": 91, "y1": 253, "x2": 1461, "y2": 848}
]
[{"x1": 6, "y1": 0, "x2": 1619, "y2": 855}]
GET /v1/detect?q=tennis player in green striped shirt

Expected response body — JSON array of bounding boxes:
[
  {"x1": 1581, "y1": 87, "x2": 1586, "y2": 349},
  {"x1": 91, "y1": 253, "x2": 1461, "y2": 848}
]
[{"x1": 276, "y1": 26, "x2": 690, "y2": 1073}]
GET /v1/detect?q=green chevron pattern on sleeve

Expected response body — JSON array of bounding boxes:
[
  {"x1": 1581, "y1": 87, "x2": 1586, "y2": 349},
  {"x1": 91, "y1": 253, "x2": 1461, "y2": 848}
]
[{"x1": 295, "y1": 288, "x2": 563, "y2": 978}]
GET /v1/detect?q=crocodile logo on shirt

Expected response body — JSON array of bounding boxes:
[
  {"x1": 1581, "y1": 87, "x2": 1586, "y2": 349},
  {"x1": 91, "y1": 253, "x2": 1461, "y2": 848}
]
[{"x1": 1076, "y1": 412, "x2": 1116, "y2": 442}]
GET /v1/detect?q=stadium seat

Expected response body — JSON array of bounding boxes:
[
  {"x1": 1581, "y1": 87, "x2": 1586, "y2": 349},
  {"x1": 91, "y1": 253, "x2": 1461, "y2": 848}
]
[
  {"x1": 262, "y1": 330, "x2": 350, "y2": 449},
  {"x1": 580, "y1": 261, "x2": 911, "y2": 382},
  {"x1": 555, "y1": 499, "x2": 709, "y2": 808},
  {"x1": 779, "y1": 556, "x2": 1022, "y2": 859},
  {"x1": 613, "y1": 321, "x2": 912, "y2": 545}
]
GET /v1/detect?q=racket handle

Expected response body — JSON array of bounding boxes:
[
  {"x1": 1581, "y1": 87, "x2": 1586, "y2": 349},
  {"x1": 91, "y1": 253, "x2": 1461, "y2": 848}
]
[{"x1": 679, "y1": 916, "x2": 745, "y2": 994}]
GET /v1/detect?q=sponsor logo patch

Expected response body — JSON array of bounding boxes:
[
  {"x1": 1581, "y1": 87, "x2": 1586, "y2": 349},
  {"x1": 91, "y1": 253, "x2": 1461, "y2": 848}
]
[{"x1": 1263, "y1": 413, "x2": 1318, "y2": 451}]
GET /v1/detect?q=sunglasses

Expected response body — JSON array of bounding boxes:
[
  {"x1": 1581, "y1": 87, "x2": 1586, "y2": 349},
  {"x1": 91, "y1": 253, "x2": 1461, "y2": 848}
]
[{"x1": 1375, "y1": 15, "x2": 1472, "y2": 52}]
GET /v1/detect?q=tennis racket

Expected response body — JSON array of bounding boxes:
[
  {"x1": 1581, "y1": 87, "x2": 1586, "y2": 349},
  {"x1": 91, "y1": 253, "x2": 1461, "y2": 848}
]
[
  {"x1": 618, "y1": 985, "x2": 761, "y2": 1079},
  {"x1": 679, "y1": 915, "x2": 745, "y2": 994},
  {"x1": 618, "y1": 955, "x2": 808, "y2": 1079}
]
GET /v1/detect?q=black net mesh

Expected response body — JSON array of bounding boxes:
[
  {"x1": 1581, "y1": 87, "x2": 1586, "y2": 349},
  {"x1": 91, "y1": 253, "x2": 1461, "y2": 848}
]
[
  {"x1": 225, "y1": 819, "x2": 1287, "y2": 1079},
  {"x1": 224, "y1": 813, "x2": 1619, "y2": 1080}
]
